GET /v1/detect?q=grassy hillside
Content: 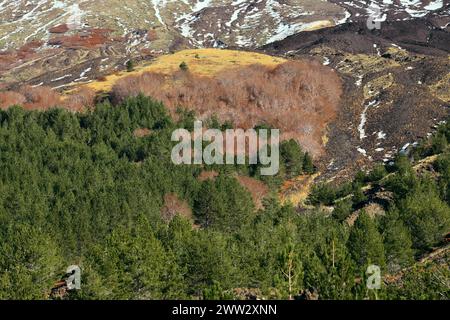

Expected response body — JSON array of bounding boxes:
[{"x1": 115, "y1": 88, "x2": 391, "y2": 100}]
[{"x1": 84, "y1": 49, "x2": 287, "y2": 92}]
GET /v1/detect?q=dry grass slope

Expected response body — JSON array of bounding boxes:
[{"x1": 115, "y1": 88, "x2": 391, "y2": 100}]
[{"x1": 85, "y1": 49, "x2": 287, "y2": 92}]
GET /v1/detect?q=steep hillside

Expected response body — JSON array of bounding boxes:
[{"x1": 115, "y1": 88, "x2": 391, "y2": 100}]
[
  {"x1": 0, "y1": 0, "x2": 348, "y2": 51},
  {"x1": 262, "y1": 17, "x2": 450, "y2": 183},
  {"x1": 1, "y1": 2, "x2": 450, "y2": 301},
  {"x1": 1, "y1": 0, "x2": 447, "y2": 90},
  {"x1": 0, "y1": 0, "x2": 347, "y2": 90},
  {"x1": 0, "y1": 48, "x2": 342, "y2": 156}
]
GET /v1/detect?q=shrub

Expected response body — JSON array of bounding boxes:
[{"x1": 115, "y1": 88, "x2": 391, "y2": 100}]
[
  {"x1": 179, "y1": 61, "x2": 188, "y2": 71},
  {"x1": 126, "y1": 59, "x2": 135, "y2": 72},
  {"x1": 18, "y1": 86, "x2": 61, "y2": 110},
  {"x1": 0, "y1": 91, "x2": 26, "y2": 109}
]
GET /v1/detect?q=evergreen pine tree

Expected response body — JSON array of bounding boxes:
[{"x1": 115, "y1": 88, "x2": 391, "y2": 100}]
[
  {"x1": 381, "y1": 209, "x2": 414, "y2": 273},
  {"x1": 303, "y1": 152, "x2": 314, "y2": 174},
  {"x1": 347, "y1": 212, "x2": 386, "y2": 271}
]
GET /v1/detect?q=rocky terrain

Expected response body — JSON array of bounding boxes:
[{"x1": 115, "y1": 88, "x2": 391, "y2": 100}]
[
  {"x1": 1, "y1": 1, "x2": 447, "y2": 51},
  {"x1": 1, "y1": 1, "x2": 448, "y2": 89},
  {"x1": 0, "y1": 0, "x2": 346, "y2": 90},
  {"x1": 332, "y1": 0, "x2": 449, "y2": 25},
  {"x1": 0, "y1": 1, "x2": 348, "y2": 51},
  {"x1": 263, "y1": 14, "x2": 449, "y2": 185}
]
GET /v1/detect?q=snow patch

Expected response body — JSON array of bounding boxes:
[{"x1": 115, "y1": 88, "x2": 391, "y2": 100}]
[{"x1": 358, "y1": 100, "x2": 379, "y2": 140}]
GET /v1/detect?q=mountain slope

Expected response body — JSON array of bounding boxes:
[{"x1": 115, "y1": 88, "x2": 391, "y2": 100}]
[
  {"x1": 262, "y1": 16, "x2": 450, "y2": 183},
  {"x1": 1, "y1": 0, "x2": 448, "y2": 89}
]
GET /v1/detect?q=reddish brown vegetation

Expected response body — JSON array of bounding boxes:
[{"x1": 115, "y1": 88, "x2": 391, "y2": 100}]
[
  {"x1": 17, "y1": 41, "x2": 43, "y2": 58},
  {"x1": 0, "y1": 53, "x2": 15, "y2": 72},
  {"x1": 49, "y1": 24, "x2": 69, "y2": 34},
  {"x1": 236, "y1": 175, "x2": 269, "y2": 210},
  {"x1": 0, "y1": 41, "x2": 42, "y2": 72},
  {"x1": 160, "y1": 193, "x2": 193, "y2": 223},
  {"x1": 133, "y1": 128, "x2": 152, "y2": 137},
  {"x1": 111, "y1": 60, "x2": 342, "y2": 155},
  {"x1": 17, "y1": 86, "x2": 61, "y2": 111},
  {"x1": 62, "y1": 87, "x2": 96, "y2": 112},
  {"x1": 147, "y1": 29, "x2": 159, "y2": 42},
  {"x1": 198, "y1": 170, "x2": 219, "y2": 181},
  {"x1": 48, "y1": 29, "x2": 113, "y2": 49},
  {"x1": 0, "y1": 91, "x2": 26, "y2": 109},
  {"x1": 0, "y1": 86, "x2": 95, "y2": 112}
]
